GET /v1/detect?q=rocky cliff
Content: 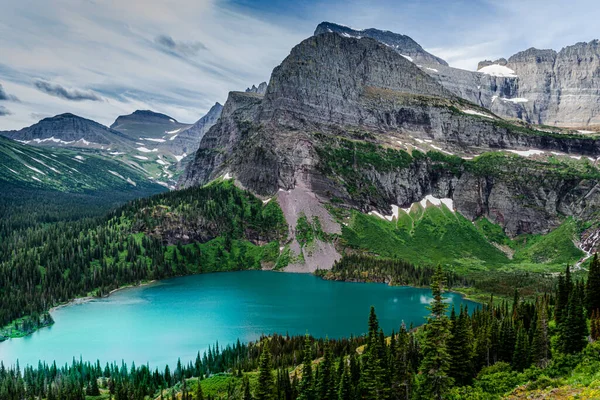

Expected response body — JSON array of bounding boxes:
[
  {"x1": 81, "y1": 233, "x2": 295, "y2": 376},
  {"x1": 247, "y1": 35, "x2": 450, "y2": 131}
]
[
  {"x1": 167, "y1": 102, "x2": 223, "y2": 155},
  {"x1": 314, "y1": 22, "x2": 448, "y2": 66},
  {"x1": 319, "y1": 22, "x2": 600, "y2": 128},
  {"x1": 180, "y1": 31, "x2": 600, "y2": 261}
]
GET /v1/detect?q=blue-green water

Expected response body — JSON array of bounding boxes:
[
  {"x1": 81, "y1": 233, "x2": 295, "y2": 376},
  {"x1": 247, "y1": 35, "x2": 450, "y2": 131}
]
[{"x1": 0, "y1": 271, "x2": 476, "y2": 369}]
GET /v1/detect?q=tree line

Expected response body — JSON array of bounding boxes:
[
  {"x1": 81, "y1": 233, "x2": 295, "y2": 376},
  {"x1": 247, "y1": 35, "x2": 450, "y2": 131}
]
[{"x1": 0, "y1": 182, "x2": 286, "y2": 332}]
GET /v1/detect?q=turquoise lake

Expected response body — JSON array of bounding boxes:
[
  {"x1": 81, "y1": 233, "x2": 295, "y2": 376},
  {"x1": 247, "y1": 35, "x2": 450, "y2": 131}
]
[{"x1": 0, "y1": 271, "x2": 476, "y2": 369}]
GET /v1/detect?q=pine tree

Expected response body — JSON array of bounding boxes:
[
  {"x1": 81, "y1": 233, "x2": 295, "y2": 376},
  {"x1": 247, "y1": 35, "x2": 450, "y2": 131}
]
[
  {"x1": 592, "y1": 309, "x2": 600, "y2": 341},
  {"x1": 89, "y1": 377, "x2": 100, "y2": 396},
  {"x1": 195, "y1": 378, "x2": 204, "y2": 400},
  {"x1": 337, "y1": 360, "x2": 352, "y2": 400},
  {"x1": 531, "y1": 297, "x2": 551, "y2": 368},
  {"x1": 360, "y1": 307, "x2": 389, "y2": 400},
  {"x1": 559, "y1": 286, "x2": 589, "y2": 354},
  {"x1": 418, "y1": 265, "x2": 453, "y2": 400},
  {"x1": 391, "y1": 323, "x2": 412, "y2": 400},
  {"x1": 317, "y1": 338, "x2": 335, "y2": 400},
  {"x1": 297, "y1": 335, "x2": 314, "y2": 400},
  {"x1": 255, "y1": 342, "x2": 274, "y2": 400},
  {"x1": 586, "y1": 254, "x2": 600, "y2": 316},
  {"x1": 512, "y1": 324, "x2": 530, "y2": 372},
  {"x1": 242, "y1": 374, "x2": 252, "y2": 400},
  {"x1": 448, "y1": 305, "x2": 474, "y2": 386}
]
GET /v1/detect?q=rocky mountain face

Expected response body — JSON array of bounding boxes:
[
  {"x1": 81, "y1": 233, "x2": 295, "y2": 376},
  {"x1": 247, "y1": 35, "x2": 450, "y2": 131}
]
[
  {"x1": 245, "y1": 82, "x2": 268, "y2": 95},
  {"x1": 0, "y1": 113, "x2": 135, "y2": 150},
  {"x1": 168, "y1": 102, "x2": 223, "y2": 156},
  {"x1": 110, "y1": 110, "x2": 192, "y2": 140},
  {"x1": 314, "y1": 22, "x2": 448, "y2": 66},
  {"x1": 180, "y1": 31, "x2": 600, "y2": 259},
  {"x1": 319, "y1": 22, "x2": 600, "y2": 128}
]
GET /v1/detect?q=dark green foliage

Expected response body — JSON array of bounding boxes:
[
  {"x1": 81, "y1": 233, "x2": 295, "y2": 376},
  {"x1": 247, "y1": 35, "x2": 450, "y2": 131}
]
[
  {"x1": 418, "y1": 265, "x2": 453, "y2": 399},
  {"x1": 448, "y1": 306, "x2": 475, "y2": 386},
  {"x1": 555, "y1": 265, "x2": 573, "y2": 324},
  {"x1": 317, "y1": 254, "x2": 470, "y2": 289},
  {"x1": 512, "y1": 324, "x2": 530, "y2": 372},
  {"x1": 558, "y1": 284, "x2": 589, "y2": 354},
  {"x1": 530, "y1": 297, "x2": 551, "y2": 368},
  {"x1": 255, "y1": 343, "x2": 274, "y2": 400},
  {"x1": 317, "y1": 339, "x2": 336, "y2": 400},
  {"x1": 586, "y1": 254, "x2": 600, "y2": 316},
  {"x1": 337, "y1": 361, "x2": 352, "y2": 400},
  {"x1": 360, "y1": 307, "x2": 389, "y2": 399},
  {"x1": 297, "y1": 335, "x2": 315, "y2": 400},
  {"x1": 0, "y1": 181, "x2": 287, "y2": 333}
]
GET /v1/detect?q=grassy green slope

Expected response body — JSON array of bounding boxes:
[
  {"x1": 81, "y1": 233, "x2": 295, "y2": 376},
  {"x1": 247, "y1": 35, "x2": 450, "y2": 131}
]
[
  {"x1": 338, "y1": 202, "x2": 584, "y2": 273},
  {"x1": 0, "y1": 136, "x2": 166, "y2": 194}
]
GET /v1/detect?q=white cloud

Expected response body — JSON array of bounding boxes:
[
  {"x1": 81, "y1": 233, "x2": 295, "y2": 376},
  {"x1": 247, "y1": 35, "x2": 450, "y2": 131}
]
[
  {"x1": 0, "y1": 0, "x2": 597, "y2": 131},
  {"x1": 0, "y1": 0, "x2": 304, "y2": 130}
]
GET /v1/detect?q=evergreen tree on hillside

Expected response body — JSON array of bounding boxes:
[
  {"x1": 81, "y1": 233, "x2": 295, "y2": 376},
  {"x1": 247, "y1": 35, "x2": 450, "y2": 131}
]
[
  {"x1": 530, "y1": 296, "x2": 551, "y2": 368},
  {"x1": 555, "y1": 265, "x2": 573, "y2": 323},
  {"x1": 337, "y1": 360, "x2": 352, "y2": 400},
  {"x1": 317, "y1": 338, "x2": 335, "y2": 400},
  {"x1": 448, "y1": 305, "x2": 474, "y2": 386},
  {"x1": 391, "y1": 323, "x2": 413, "y2": 400},
  {"x1": 297, "y1": 335, "x2": 315, "y2": 400},
  {"x1": 360, "y1": 307, "x2": 389, "y2": 399},
  {"x1": 418, "y1": 265, "x2": 453, "y2": 399},
  {"x1": 255, "y1": 342, "x2": 274, "y2": 400},
  {"x1": 586, "y1": 254, "x2": 600, "y2": 316},
  {"x1": 242, "y1": 374, "x2": 252, "y2": 400},
  {"x1": 559, "y1": 286, "x2": 589, "y2": 354},
  {"x1": 512, "y1": 324, "x2": 530, "y2": 372}
]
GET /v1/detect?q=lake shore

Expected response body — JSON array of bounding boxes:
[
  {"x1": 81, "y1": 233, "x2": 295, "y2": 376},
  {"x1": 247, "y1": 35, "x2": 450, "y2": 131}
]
[
  {"x1": 49, "y1": 279, "x2": 158, "y2": 314},
  {"x1": 0, "y1": 280, "x2": 162, "y2": 342}
]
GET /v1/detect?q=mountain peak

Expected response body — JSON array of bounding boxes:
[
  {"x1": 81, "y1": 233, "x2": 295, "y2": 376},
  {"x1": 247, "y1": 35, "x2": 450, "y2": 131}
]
[
  {"x1": 110, "y1": 110, "x2": 182, "y2": 130},
  {"x1": 314, "y1": 21, "x2": 448, "y2": 66},
  {"x1": 245, "y1": 82, "x2": 268, "y2": 95}
]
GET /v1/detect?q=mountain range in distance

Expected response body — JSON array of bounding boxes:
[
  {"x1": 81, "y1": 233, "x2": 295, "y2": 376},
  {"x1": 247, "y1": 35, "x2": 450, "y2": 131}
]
[
  {"x1": 0, "y1": 101, "x2": 227, "y2": 190},
  {"x1": 1, "y1": 21, "x2": 600, "y2": 270}
]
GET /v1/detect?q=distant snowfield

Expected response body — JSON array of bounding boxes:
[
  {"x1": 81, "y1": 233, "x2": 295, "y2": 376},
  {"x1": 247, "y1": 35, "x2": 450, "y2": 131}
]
[
  {"x1": 136, "y1": 147, "x2": 158, "y2": 153},
  {"x1": 501, "y1": 97, "x2": 528, "y2": 103},
  {"x1": 165, "y1": 128, "x2": 181, "y2": 134},
  {"x1": 141, "y1": 137, "x2": 166, "y2": 143},
  {"x1": 24, "y1": 164, "x2": 45, "y2": 175},
  {"x1": 400, "y1": 54, "x2": 413, "y2": 62},
  {"x1": 507, "y1": 149, "x2": 545, "y2": 157},
  {"x1": 369, "y1": 195, "x2": 455, "y2": 221},
  {"x1": 174, "y1": 153, "x2": 186, "y2": 162},
  {"x1": 134, "y1": 155, "x2": 149, "y2": 161},
  {"x1": 577, "y1": 130, "x2": 595, "y2": 134},
  {"x1": 462, "y1": 109, "x2": 494, "y2": 119},
  {"x1": 108, "y1": 170, "x2": 125, "y2": 180},
  {"x1": 478, "y1": 64, "x2": 517, "y2": 78}
]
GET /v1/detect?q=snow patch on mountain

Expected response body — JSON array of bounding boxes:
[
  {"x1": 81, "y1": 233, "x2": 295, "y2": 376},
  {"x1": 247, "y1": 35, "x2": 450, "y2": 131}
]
[
  {"x1": 462, "y1": 109, "x2": 494, "y2": 119},
  {"x1": 478, "y1": 64, "x2": 517, "y2": 78},
  {"x1": 507, "y1": 149, "x2": 545, "y2": 157}
]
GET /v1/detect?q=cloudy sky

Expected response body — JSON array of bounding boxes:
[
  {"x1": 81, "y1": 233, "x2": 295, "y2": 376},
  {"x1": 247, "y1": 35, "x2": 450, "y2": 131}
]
[{"x1": 0, "y1": 0, "x2": 596, "y2": 130}]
